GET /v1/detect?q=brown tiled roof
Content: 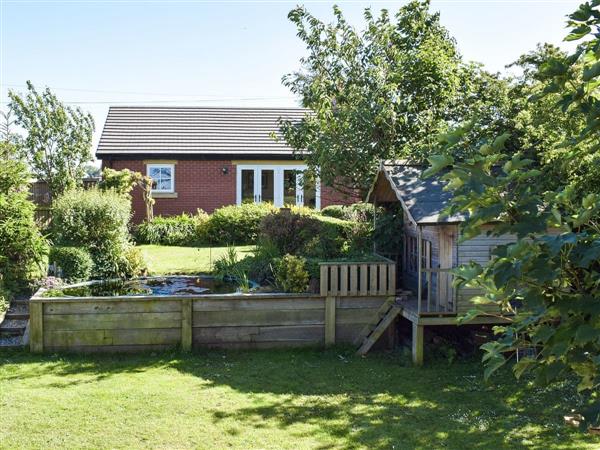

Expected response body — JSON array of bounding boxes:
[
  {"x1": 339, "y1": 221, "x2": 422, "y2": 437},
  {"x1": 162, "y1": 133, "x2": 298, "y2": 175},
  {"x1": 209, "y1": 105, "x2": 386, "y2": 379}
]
[{"x1": 96, "y1": 106, "x2": 308, "y2": 157}]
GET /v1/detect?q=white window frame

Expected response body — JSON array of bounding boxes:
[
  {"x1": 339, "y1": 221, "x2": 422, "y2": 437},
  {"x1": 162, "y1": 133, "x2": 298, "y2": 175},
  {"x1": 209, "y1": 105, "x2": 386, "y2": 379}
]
[
  {"x1": 147, "y1": 163, "x2": 175, "y2": 193},
  {"x1": 235, "y1": 164, "x2": 321, "y2": 209}
]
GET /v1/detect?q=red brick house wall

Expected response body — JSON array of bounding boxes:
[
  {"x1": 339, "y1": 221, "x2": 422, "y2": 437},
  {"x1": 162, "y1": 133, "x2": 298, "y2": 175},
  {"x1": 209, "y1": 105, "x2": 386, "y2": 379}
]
[
  {"x1": 103, "y1": 159, "x2": 359, "y2": 223},
  {"x1": 321, "y1": 184, "x2": 361, "y2": 207}
]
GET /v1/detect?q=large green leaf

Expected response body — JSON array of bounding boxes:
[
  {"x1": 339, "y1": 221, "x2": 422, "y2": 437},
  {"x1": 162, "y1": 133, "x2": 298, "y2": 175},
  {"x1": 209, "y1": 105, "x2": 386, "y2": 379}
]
[
  {"x1": 532, "y1": 325, "x2": 555, "y2": 344},
  {"x1": 483, "y1": 352, "x2": 506, "y2": 380},
  {"x1": 457, "y1": 308, "x2": 481, "y2": 325},
  {"x1": 453, "y1": 263, "x2": 483, "y2": 284},
  {"x1": 571, "y1": 240, "x2": 600, "y2": 268},
  {"x1": 569, "y1": 4, "x2": 593, "y2": 22},
  {"x1": 575, "y1": 324, "x2": 600, "y2": 344},
  {"x1": 422, "y1": 154, "x2": 453, "y2": 179},
  {"x1": 583, "y1": 61, "x2": 600, "y2": 80},
  {"x1": 514, "y1": 357, "x2": 537, "y2": 379},
  {"x1": 566, "y1": 25, "x2": 592, "y2": 41}
]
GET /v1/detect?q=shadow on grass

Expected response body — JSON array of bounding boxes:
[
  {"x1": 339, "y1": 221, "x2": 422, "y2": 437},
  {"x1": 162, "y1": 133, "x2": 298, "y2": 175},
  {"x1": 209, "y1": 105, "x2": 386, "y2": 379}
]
[{"x1": 0, "y1": 347, "x2": 597, "y2": 449}]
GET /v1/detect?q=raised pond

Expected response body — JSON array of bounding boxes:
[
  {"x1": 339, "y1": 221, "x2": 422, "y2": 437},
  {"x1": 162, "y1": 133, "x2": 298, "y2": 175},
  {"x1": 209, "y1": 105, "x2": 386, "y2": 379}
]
[{"x1": 41, "y1": 275, "x2": 253, "y2": 298}]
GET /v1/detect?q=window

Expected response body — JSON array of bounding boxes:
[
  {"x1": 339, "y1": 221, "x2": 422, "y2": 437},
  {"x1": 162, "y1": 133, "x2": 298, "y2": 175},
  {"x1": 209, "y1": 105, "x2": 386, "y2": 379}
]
[
  {"x1": 404, "y1": 235, "x2": 431, "y2": 272},
  {"x1": 147, "y1": 164, "x2": 175, "y2": 193},
  {"x1": 405, "y1": 235, "x2": 418, "y2": 272},
  {"x1": 421, "y1": 239, "x2": 432, "y2": 270}
]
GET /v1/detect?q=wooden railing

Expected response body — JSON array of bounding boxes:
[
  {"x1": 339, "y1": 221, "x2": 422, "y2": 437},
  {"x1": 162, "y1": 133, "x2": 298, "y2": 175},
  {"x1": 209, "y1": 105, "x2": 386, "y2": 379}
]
[
  {"x1": 319, "y1": 259, "x2": 396, "y2": 297},
  {"x1": 417, "y1": 267, "x2": 456, "y2": 314}
]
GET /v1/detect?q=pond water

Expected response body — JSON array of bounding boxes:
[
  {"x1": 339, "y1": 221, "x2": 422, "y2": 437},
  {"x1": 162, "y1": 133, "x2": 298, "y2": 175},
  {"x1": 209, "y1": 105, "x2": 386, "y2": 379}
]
[{"x1": 41, "y1": 276, "x2": 248, "y2": 298}]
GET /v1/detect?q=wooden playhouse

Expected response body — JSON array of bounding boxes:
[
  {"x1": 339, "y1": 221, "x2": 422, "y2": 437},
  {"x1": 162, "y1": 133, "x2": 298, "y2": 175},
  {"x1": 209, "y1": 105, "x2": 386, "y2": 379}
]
[{"x1": 366, "y1": 161, "x2": 513, "y2": 364}]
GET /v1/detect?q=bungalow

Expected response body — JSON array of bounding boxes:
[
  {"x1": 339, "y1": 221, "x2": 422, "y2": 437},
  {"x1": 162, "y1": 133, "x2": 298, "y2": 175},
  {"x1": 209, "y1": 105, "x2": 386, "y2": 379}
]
[{"x1": 96, "y1": 106, "x2": 356, "y2": 222}]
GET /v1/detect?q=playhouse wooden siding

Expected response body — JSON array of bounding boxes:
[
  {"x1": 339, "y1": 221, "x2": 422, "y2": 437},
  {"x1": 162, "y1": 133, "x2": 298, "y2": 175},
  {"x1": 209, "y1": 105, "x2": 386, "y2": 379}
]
[
  {"x1": 401, "y1": 217, "x2": 511, "y2": 315},
  {"x1": 455, "y1": 226, "x2": 518, "y2": 314}
]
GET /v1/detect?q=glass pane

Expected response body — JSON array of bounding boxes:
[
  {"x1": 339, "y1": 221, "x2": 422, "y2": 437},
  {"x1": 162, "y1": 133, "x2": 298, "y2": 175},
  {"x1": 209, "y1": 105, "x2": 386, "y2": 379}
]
[
  {"x1": 302, "y1": 172, "x2": 317, "y2": 208},
  {"x1": 241, "y1": 169, "x2": 254, "y2": 203},
  {"x1": 261, "y1": 169, "x2": 274, "y2": 204},
  {"x1": 283, "y1": 170, "x2": 298, "y2": 206},
  {"x1": 149, "y1": 166, "x2": 173, "y2": 191}
]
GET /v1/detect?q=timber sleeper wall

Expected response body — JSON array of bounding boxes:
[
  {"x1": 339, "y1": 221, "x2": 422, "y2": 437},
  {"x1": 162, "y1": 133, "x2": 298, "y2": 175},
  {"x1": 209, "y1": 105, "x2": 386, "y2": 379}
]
[{"x1": 30, "y1": 293, "x2": 390, "y2": 353}]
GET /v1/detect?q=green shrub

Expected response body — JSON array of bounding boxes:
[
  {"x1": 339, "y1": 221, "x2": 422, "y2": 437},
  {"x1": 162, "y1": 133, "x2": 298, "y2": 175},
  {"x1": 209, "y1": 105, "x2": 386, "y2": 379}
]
[
  {"x1": 0, "y1": 276, "x2": 9, "y2": 313},
  {"x1": 372, "y1": 204, "x2": 403, "y2": 256},
  {"x1": 322, "y1": 202, "x2": 376, "y2": 222},
  {"x1": 274, "y1": 254, "x2": 309, "y2": 293},
  {"x1": 121, "y1": 246, "x2": 147, "y2": 279},
  {"x1": 287, "y1": 205, "x2": 317, "y2": 216},
  {"x1": 52, "y1": 188, "x2": 142, "y2": 279},
  {"x1": 49, "y1": 247, "x2": 94, "y2": 282},
  {"x1": 212, "y1": 246, "x2": 252, "y2": 292},
  {"x1": 236, "y1": 240, "x2": 282, "y2": 285},
  {"x1": 52, "y1": 188, "x2": 131, "y2": 248},
  {"x1": 207, "y1": 203, "x2": 276, "y2": 245},
  {"x1": 347, "y1": 202, "x2": 377, "y2": 223},
  {"x1": 0, "y1": 160, "x2": 48, "y2": 293},
  {"x1": 213, "y1": 246, "x2": 239, "y2": 279},
  {"x1": 303, "y1": 257, "x2": 322, "y2": 280},
  {"x1": 98, "y1": 168, "x2": 138, "y2": 196},
  {"x1": 135, "y1": 211, "x2": 209, "y2": 246},
  {"x1": 260, "y1": 210, "x2": 352, "y2": 259},
  {"x1": 321, "y1": 202, "x2": 403, "y2": 256},
  {"x1": 321, "y1": 205, "x2": 348, "y2": 219}
]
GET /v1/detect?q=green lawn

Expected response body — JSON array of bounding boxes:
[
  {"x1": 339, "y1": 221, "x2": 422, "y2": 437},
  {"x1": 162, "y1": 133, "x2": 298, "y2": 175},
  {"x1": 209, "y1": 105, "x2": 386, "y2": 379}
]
[
  {"x1": 0, "y1": 349, "x2": 597, "y2": 449},
  {"x1": 138, "y1": 244, "x2": 253, "y2": 275},
  {"x1": 3, "y1": 246, "x2": 597, "y2": 448}
]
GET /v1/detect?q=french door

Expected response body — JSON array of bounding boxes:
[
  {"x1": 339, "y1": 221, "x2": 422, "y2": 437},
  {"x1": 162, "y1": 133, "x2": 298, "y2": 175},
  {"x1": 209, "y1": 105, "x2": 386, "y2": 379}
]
[{"x1": 236, "y1": 165, "x2": 320, "y2": 209}]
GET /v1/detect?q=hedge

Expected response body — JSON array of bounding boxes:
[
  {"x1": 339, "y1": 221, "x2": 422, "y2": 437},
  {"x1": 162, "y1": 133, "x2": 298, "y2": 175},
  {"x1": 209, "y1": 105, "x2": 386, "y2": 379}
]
[
  {"x1": 49, "y1": 246, "x2": 94, "y2": 282},
  {"x1": 135, "y1": 212, "x2": 209, "y2": 246},
  {"x1": 52, "y1": 189, "x2": 143, "y2": 279}
]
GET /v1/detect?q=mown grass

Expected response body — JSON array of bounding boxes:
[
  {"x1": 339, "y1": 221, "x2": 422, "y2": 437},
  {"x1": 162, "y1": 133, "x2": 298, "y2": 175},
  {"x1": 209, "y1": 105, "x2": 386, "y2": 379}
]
[
  {"x1": 0, "y1": 348, "x2": 598, "y2": 449},
  {"x1": 138, "y1": 244, "x2": 253, "y2": 275}
]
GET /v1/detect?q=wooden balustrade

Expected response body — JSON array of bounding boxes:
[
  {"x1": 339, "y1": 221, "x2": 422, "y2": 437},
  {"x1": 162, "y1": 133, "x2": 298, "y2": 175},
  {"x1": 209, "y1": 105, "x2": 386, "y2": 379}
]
[{"x1": 319, "y1": 259, "x2": 396, "y2": 297}]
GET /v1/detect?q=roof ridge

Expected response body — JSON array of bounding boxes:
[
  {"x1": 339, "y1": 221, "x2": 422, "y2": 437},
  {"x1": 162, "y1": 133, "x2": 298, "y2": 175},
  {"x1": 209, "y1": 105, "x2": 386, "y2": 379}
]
[{"x1": 107, "y1": 105, "x2": 309, "y2": 111}]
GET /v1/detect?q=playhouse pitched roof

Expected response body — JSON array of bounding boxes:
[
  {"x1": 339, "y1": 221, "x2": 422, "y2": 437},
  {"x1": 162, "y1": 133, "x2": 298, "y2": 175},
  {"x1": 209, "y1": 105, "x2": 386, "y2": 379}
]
[
  {"x1": 96, "y1": 106, "x2": 308, "y2": 157},
  {"x1": 369, "y1": 162, "x2": 465, "y2": 225}
]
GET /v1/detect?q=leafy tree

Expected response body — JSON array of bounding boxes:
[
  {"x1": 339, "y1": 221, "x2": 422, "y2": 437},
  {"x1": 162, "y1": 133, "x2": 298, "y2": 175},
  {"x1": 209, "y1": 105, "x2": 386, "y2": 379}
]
[
  {"x1": 0, "y1": 141, "x2": 19, "y2": 161},
  {"x1": 0, "y1": 157, "x2": 48, "y2": 293},
  {"x1": 280, "y1": 1, "x2": 509, "y2": 193},
  {"x1": 83, "y1": 163, "x2": 101, "y2": 178},
  {"x1": 424, "y1": 1, "x2": 600, "y2": 429},
  {"x1": 504, "y1": 44, "x2": 589, "y2": 193},
  {"x1": 1, "y1": 109, "x2": 24, "y2": 159},
  {"x1": 8, "y1": 81, "x2": 94, "y2": 199},
  {"x1": 99, "y1": 168, "x2": 155, "y2": 221},
  {"x1": 1, "y1": 108, "x2": 20, "y2": 144}
]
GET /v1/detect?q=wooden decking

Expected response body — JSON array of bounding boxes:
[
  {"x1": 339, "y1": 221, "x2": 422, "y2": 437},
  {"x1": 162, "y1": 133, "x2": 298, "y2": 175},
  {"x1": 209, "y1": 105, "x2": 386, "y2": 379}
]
[{"x1": 397, "y1": 294, "x2": 511, "y2": 326}]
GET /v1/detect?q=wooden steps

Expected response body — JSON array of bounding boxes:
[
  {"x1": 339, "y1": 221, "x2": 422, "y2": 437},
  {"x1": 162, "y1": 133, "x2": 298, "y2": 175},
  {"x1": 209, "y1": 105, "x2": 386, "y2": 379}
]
[
  {"x1": 0, "y1": 325, "x2": 27, "y2": 336},
  {"x1": 5, "y1": 312, "x2": 29, "y2": 321},
  {"x1": 355, "y1": 296, "x2": 403, "y2": 356},
  {"x1": 0, "y1": 300, "x2": 30, "y2": 347},
  {"x1": 353, "y1": 296, "x2": 396, "y2": 346}
]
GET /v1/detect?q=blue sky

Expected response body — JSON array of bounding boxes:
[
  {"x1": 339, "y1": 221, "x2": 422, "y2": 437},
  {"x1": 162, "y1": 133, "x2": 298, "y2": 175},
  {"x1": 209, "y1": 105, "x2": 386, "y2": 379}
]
[{"x1": 0, "y1": 0, "x2": 582, "y2": 149}]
